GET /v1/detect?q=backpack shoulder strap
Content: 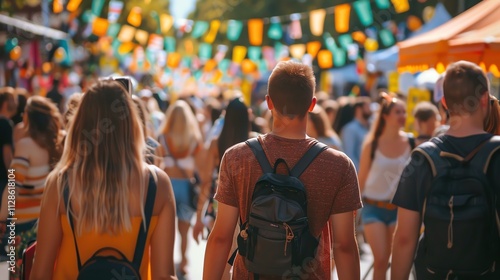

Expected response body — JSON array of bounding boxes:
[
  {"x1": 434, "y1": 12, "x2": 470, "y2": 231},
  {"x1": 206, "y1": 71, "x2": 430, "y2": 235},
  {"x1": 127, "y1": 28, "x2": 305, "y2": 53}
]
[
  {"x1": 132, "y1": 167, "x2": 157, "y2": 270},
  {"x1": 245, "y1": 137, "x2": 273, "y2": 174},
  {"x1": 290, "y1": 141, "x2": 328, "y2": 178},
  {"x1": 411, "y1": 138, "x2": 443, "y2": 177},
  {"x1": 469, "y1": 135, "x2": 500, "y2": 174},
  {"x1": 63, "y1": 176, "x2": 83, "y2": 271}
]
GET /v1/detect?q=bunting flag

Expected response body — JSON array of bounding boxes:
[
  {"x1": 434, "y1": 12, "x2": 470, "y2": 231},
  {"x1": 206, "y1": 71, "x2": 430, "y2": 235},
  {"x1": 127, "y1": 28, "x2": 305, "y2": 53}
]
[
  {"x1": 107, "y1": 23, "x2": 121, "y2": 37},
  {"x1": 375, "y1": 0, "x2": 391, "y2": 9},
  {"x1": 364, "y1": 38, "x2": 379, "y2": 51},
  {"x1": 268, "y1": 21, "x2": 283, "y2": 40},
  {"x1": 407, "y1": 15, "x2": 422, "y2": 31},
  {"x1": 248, "y1": 19, "x2": 264, "y2": 45},
  {"x1": 164, "y1": 37, "x2": 176, "y2": 52},
  {"x1": 262, "y1": 46, "x2": 275, "y2": 65},
  {"x1": 218, "y1": 59, "x2": 231, "y2": 71},
  {"x1": 92, "y1": 17, "x2": 109, "y2": 37},
  {"x1": 379, "y1": 29, "x2": 395, "y2": 47},
  {"x1": 118, "y1": 42, "x2": 135, "y2": 55},
  {"x1": 192, "y1": 21, "x2": 209, "y2": 39},
  {"x1": 352, "y1": 31, "x2": 367, "y2": 44},
  {"x1": 135, "y1": 29, "x2": 149, "y2": 46},
  {"x1": 248, "y1": 46, "x2": 262, "y2": 61},
  {"x1": 108, "y1": 0, "x2": 123, "y2": 23},
  {"x1": 91, "y1": 0, "x2": 105, "y2": 17},
  {"x1": 53, "y1": 0, "x2": 63, "y2": 13},
  {"x1": 333, "y1": 49, "x2": 346, "y2": 67},
  {"x1": 127, "y1": 7, "x2": 142, "y2": 27},
  {"x1": 214, "y1": 44, "x2": 228, "y2": 62},
  {"x1": 160, "y1": 14, "x2": 174, "y2": 34},
  {"x1": 306, "y1": 41, "x2": 321, "y2": 58},
  {"x1": 318, "y1": 50, "x2": 333, "y2": 69},
  {"x1": 67, "y1": 0, "x2": 83, "y2": 12},
  {"x1": 199, "y1": 43, "x2": 212, "y2": 60},
  {"x1": 354, "y1": 0, "x2": 373, "y2": 27},
  {"x1": 289, "y1": 14, "x2": 302, "y2": 40},
  {"x1": 204, "y1": 20, "x2": 220, "y2": 44},
  {"x1": 148, "y1": 34, "x2": 164, "y2": 51},
  {"x1": 335, "y1": 4, "x2": 351, "y2": 33},
  {"x1": 338, "y1": 34, "x2": 353, "y2": 50},
  {"x1": 391, "y1": 0, "x2": 410, "y2": 13},
  {"x1": 324, "y1": 33, "x2": 338, "y2": 53},
  {"x1": 167, "y1": 52, "x2": 181, "y2": 68},
  {"x1": 118, "y1": 25, "x2": 136, "y2": 42},
  {"x1": 227, "y1": 20, "x2": 243, "y2": 41},
  {"x1": 184, "y1": 40, "x2": 194, "y2": 55},
  {"x1": 290, "y1": 44, "x2": 306, "y2": 60},
  {"x1": 233, "y1": 46, "x2": 247, "y2": 63},
  {"x1": 309, "y1": 9, "x2": 326, "y2": 37}
]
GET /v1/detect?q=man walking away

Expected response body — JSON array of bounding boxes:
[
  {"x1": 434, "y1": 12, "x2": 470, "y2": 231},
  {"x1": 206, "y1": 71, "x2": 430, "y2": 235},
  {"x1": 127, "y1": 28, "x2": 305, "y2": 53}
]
[
  {"x1": 391, "y1": 61, "x2": 500, "y2": 280},
  {"x1": 204, "y1": 61, "x2": 362, "y2": 280}
]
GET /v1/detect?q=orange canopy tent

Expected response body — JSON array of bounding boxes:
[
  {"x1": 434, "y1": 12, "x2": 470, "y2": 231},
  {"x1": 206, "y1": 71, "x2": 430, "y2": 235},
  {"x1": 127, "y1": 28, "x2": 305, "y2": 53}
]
[
  {"x1": 448, "y1": 21, "x2": 500, "y2": 72},
  {"x1": 397, "y1": 0, "x2": 500, "y2": 72}
]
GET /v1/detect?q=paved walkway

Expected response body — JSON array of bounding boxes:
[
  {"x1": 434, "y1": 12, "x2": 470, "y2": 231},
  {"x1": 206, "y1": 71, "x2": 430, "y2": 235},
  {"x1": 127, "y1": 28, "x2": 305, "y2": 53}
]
[{"x1": 0, "y1": 228, "x2": 415, "y2": 279}]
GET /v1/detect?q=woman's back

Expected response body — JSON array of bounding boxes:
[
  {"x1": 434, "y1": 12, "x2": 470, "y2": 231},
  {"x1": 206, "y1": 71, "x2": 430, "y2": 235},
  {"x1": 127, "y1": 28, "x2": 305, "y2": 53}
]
[
  {"x1": 31, "y1": 80, "x2": 177, "y2": 280},
  {"x1": 53, "y1": 167, "x2": 167, "y2": 279},
  {"x1": 11, "y1": 137, "x2": 51, "y2": 223}
]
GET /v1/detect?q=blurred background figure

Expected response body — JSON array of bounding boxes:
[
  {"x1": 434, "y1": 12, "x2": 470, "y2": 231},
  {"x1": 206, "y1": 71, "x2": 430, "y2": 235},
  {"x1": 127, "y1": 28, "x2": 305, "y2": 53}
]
[
  {"x1": 413, "y1": 101, "x2": 440, "y2": 145},
  {"x1": 0, "y1": 88, "x2": 17, "y2": 209},
  {"x1": 341, "y1": 97, "x2": 372, "y2": 171},
  {"x1": 358, "y1": 93, "x2": 413, "y2": 280},
  {"x1": 307, "y1": 104, "x2": 342, "y2": 150},
  {"x1": 158, "y1": 99, "x2": 205, "y2": 277},
  {"x1": 0, "y1": 96, "x2": 64, "y2": 280}
]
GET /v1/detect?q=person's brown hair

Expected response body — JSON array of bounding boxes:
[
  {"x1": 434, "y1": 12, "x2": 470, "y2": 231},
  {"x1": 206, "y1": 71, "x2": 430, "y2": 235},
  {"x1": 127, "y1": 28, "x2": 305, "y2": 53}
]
[
  {"x1": 413, "y1": 101, "x2": 439, "y2": 122},
  {"x1": 25, "y1": 96, "x2": 64, "y2": 167},
  {"x1": 365, "y1": 92, "x2": 404, "y2": 148},
  {"x1": 485, "y1": 95, "x2": 500, "y2": 135},
  {"x1": 268, "y1": 61, "x2": 315, "y2": 119},
  {"x1": 63, "y1": 93, "x2": 82, "y2": 128},
  {"x1": 443, "y1": 61, "x2": 489, "y2": 115},
  {"x1": 0, "y1": 87, "x2": 16, "y2": 114}
]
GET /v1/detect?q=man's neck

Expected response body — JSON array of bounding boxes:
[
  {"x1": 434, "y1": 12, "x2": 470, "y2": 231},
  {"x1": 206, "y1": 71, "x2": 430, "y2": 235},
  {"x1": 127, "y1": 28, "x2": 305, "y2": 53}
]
[
  {"x1": 446, "y1": 115, "x2": 486, "y2": 137},
  {"x1": 271, "y1": 116, "x2": 308, "y2": 140}
]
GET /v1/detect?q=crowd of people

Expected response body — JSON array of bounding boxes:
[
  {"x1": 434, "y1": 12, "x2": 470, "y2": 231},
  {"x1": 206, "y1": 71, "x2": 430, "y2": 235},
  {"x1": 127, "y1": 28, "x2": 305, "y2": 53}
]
[{"x1": 0, "y1": 59, "x2": 498, "y2": 280}]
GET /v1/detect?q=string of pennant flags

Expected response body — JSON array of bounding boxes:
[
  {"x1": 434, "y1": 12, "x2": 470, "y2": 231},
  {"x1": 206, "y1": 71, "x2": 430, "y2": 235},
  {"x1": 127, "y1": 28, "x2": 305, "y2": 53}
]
[{"x1": 54, "y1": 0, "x2": 426, "y2": 73}]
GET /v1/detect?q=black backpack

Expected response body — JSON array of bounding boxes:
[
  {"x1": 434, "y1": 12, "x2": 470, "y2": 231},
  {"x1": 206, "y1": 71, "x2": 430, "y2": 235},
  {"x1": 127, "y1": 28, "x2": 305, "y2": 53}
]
[
  {"x1": 414, "y1": 136, "x2": 500, "y2": 278},
  {"x1": 63, "y1": 170, "x2": 157, "y2": 280},
  {"x1": 234, "y1": 138, "x2": 327, "y2": 277}
]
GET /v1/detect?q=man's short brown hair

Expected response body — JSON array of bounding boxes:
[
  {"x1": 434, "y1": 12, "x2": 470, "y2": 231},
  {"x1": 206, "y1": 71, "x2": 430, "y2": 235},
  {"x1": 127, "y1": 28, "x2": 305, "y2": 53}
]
[
  {"x1": 443, "y1": 61, "x2": 489, "y2": 115},
  {"x1": 268, "y1": 61, "x2": 315, "y2": 119}
]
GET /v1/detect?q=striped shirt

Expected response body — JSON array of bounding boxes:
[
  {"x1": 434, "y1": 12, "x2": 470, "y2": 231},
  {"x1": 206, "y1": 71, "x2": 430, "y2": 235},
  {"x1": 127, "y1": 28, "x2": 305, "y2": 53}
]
[{"x1": 11, "y1": 157, "x2": 50, "y2": 223}]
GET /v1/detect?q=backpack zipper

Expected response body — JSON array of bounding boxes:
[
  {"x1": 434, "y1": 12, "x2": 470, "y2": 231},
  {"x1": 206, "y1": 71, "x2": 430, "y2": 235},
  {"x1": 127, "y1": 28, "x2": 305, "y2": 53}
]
[
  {"x1": 448, "y1": 196, "x2": 454, "y2": 249},
  {"x1": 283, "y1": 223, "x2": 294, "y2": 256}
]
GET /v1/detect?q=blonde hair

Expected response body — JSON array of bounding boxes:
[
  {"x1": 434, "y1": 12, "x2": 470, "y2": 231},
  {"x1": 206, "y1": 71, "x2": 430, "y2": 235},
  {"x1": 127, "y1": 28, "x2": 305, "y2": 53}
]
[
  {"x1": 158, "y1": 100, "x2": 202, "y2": 158},
  {"x1": 50, "y1": 80, "x2": 146, "y2": 235}
]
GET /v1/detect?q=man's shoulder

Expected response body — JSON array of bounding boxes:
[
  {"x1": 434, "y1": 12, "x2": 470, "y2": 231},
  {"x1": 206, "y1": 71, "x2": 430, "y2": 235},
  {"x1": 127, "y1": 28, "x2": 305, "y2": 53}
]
[{"x1": 223, "y1": 140, "x2": 253, "y2": 160}]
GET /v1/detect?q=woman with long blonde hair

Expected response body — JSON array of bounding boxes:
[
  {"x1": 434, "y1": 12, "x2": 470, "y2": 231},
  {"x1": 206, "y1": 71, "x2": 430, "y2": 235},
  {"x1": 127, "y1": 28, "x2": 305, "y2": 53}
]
[
  {"x1": 30, "y1": 80, "x2": 177, "y2": 280},
  {"x1": 358, "y1": 92, "x2": 414, "y2": 280},
  {"x1": 158, "y1": 99, "x2": 204, "y2": 276}
]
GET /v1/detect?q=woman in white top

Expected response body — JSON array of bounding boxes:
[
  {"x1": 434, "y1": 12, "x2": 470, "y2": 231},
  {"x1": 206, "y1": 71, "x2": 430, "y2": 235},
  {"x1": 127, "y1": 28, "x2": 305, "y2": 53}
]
[{"x1": 358, "y1": 92, "x2": 414, "y2": 280}]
